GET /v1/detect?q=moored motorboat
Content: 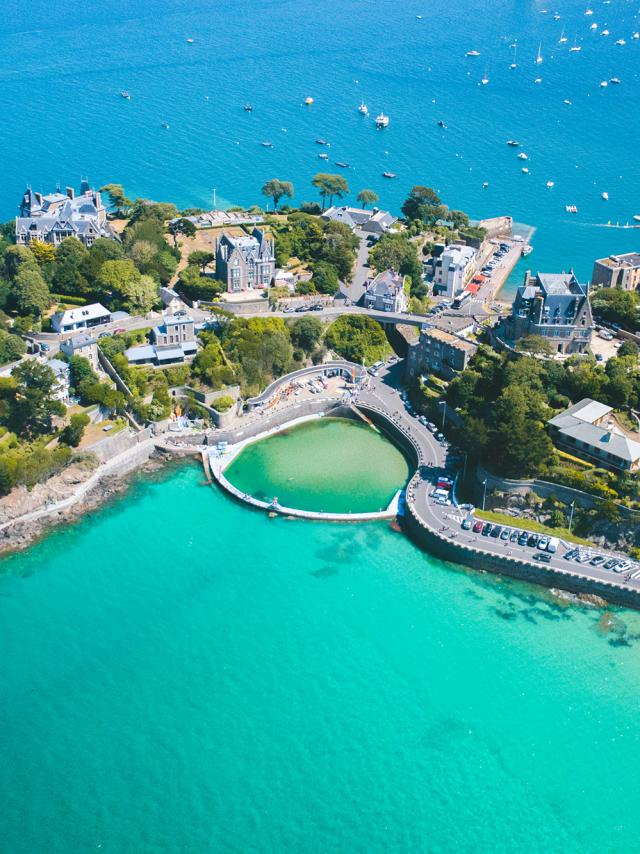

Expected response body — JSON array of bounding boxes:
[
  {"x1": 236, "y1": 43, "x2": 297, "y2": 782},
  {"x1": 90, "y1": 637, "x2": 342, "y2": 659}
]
[
  {"x1": 120, "y1": 91, "x2": 131, "y2": 99},
  {"x1": 318, "y1": 153, "x2": 329, "y2": 160},
  {"x1": 518, "y1": 152, "x2": 528, "y2": 160},
  {"x1": 383, "y1": 171, "x2": 397, "y2": 179},
  {"x1": 601, "y1": 192, "x2": 609, "y2": 200},
  {"x1": 610, "y1": 77, "x2": 621, "y2": 84},
  {"x1": 335, "y1": 161, "x2": 350, "y2": 168},
  {"x1": 243, "y1": 103, "x2": 253, "y2": 112},
  {"x1": 506, "y1": 139, "x2": 519, "y2": 147},
  {"x1": 375, "y1": 113, "x2": 389, "y2": 128},
  {"x1": 466, "y1": 50, "x2": 481, "y2": 57},
  {"x1": 261, "y1": 141, "x2": 273, "y2": 148},
  {"x1": 358, "y1": 101, "x2": 368, "y2": 116},
  {"x1": 546, "y1": 181, "x2": 555, "y2": 188}
]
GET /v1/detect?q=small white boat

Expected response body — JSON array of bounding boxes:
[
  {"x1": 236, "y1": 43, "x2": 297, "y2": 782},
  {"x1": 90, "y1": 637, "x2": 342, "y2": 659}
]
[
  {"x1": 466, "y1": 50, "x2": 481, "y2": 57},
  {"x1": 522, "y1": 244, "x2": 533, "y2": 256},
  {"x1": 358, "y1": 101, "x2": 368, "y2": 116},
  {"x1": 546, "y1": 181, "x2": 555, "y2": 188},
  {"x1": 590, "y1": 23, "x2": 598, "y2": 30},
  {"x1": 584, "y1": 8, "x2": 593, "y2": 15},
  {"x1": 482, "y1": 181, "x2": 489, "y2": 189},
  {"x1": 186, "y1": 38, "x2": 194, "y2": 43},
  {"x1": 566, "y1": 205, "x2": 578, "y2": 213},
  {"x1": 563, "y1": 99, "x2": 572, "y2": 105},
  {"x1": 600, "y1": 80, "x2": 608, "y2": 87},
  {"x1": 559, "y1": 29, "x2": 568, "y2": 43},
  {"x1": 570, "y1": 38, "x2": 582, "y2": 51},
  {"x1": 610, "y1": 77, "x2": 621, "y2": 85},
  {"x1": 518, "y1": 152, "x2": 528, "y2": 160},
  {"x1": 634, "y1": 215, "x2": 640, "y2": 222},
  {"x1": 534, "y1": 77, "x2": 543, "y2": 84},
  {"x1": 506, "y1": 139, "x2": 520, "y2": 147},
  {"x1": 601, "y1": 192, "x2": 609, "y2": 200},
  {"x1": 633, "y1": 32, "x2": 640, "y2": 40},
  {"x1": 510, "y1": 43, "x2": 517, "y2": 69},
  {"x1": 615, "y1": 39, "x2": 626, "y2": 45},
  {"x1": 601, "y1": 29, "x2": 610, "y2": 36},
  {"x1": 535, "y1": 43, "x2": 543, "y2": 64},
  {"x1": 521, "y1": 167, "x2": 529, "y2": 174},
  {"x1": 480, "y1": 74, "x2": 489, "y2": 85},
  {"x1": 553, "y1": 13, "x2": 561, "y2": 20},
  {"x1": 318, "y1": 153, "x2": 329, "y2": 160},
  {"x1": 375, "y1": 112, "x2": 389, "y2": 128}
]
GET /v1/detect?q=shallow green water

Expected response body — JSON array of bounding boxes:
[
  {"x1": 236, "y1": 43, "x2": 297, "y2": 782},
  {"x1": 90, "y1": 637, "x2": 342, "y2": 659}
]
[
  {"x1": 2, "y1": 462, "x2": 640, "y2": 853},
  {"x1": 224, "y1": 418, "x2": 411, "y2": 513}
]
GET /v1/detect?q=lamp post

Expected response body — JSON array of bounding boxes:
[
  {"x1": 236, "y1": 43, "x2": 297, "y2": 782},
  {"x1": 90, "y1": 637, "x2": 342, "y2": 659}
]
[
  {"x1": 482, "y1": 478, "x2": 488, "y2": 512},
  {"x1": 438, "y1": 400, "x2": 447, "y2": 430},
  {"x1": 212, "y1": 188, "x2": 217, "y2": 210}
]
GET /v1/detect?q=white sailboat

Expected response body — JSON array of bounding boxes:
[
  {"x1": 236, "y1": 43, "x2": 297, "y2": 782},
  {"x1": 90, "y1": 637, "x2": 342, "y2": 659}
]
[
  {"x1": 480, "y1": 69, "x2": 489, "y2": 85},
  {"x1": 559, "y1": 28, "x2": 568, "y2": 44},
  {"x1": 358, "y1": 101, "x2": 368, "y2": 116},
  {"x1": 510, "y1": 43, "x2": 518, "y2": 69},
  {"x1": 569, "y1": 37, "x2": 582, "y2": 52},
  {"x1": 535, "y1": 43, "x2": 543, "y2": 64}
]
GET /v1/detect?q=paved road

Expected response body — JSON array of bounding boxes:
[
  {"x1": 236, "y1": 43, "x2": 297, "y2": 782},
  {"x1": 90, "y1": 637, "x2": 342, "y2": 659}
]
[{"x1": 356, "y1": 364, "x2": 640, "y2": 594}]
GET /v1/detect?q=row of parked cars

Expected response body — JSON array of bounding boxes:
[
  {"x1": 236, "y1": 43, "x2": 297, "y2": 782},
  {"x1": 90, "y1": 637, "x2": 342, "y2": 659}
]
[
  {"x1": 460, "y1": 519, "x2": 559, "y2": 562},
  {"x1": 561, "y1": 549, "x2": 638, "y2": 576},
  {"x1": 399, "y1": 393, "x2": 446, "y2": 441},
  {"x1": 481, "y1": 243, "x2": 511, "y2": 276},
  {"x1": 460, "y1": 518, "x2": 638, "y2": 573}
]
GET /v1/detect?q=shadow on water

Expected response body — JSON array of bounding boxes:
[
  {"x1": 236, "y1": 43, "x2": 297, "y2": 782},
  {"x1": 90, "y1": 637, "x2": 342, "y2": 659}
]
[{"x1": 309, "y1": 565, "x2": 340, "y2": 579}]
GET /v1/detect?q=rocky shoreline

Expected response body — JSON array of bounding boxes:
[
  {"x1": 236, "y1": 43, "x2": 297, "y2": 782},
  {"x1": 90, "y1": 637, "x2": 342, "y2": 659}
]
[{"x1": 0, "y1": 449, "x2": 183, "y2": 558}]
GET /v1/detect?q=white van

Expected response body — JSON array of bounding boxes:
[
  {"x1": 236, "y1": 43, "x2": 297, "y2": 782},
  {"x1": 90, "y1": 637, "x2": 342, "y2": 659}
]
[{"x1": 546, "y1": 537, "x2": 560, "y2": 554}]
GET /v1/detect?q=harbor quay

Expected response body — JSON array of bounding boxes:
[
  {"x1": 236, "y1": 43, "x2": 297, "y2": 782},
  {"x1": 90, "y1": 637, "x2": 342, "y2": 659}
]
[{"x1": 161, "y1": 360, "x2": 640, "y2": 610}]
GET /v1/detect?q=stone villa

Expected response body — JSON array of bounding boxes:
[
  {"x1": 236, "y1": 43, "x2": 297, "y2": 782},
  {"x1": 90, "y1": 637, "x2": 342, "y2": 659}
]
[
  {"x1": 505, "y1": 270, "x2": 593, "y2": 355},
  {"x1": 15, "y1": 181, "x2": 117, "y2": 248},
  {"x1": 215, "y1": 229, "x2": 276, "y2": 293}
]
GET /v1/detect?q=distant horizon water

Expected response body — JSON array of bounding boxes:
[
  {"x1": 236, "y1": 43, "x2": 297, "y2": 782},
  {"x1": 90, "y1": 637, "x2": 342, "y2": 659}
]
[{"x1": 1, "y1": 0, "x2": 639, "y2": 299}]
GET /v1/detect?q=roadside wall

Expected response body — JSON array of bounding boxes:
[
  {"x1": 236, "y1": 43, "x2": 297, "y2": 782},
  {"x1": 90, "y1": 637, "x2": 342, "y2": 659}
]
[{"x1": 86, "y1": 425, "x2": 156, "y2": 463}]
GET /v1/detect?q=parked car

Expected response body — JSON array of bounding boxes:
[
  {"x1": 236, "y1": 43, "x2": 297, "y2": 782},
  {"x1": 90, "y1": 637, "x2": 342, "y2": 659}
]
[
  {"x1": 435, "y1": 432, "x2": 445, "y2": 442},
  {"x1": 518, "y1": 532, "x2": 529, "y2": 547},
  {"x1": 614, "y1": 560, "x2": 631, "y2": 573},
  {"x1": 427, "y1": 423, "x2": 437, "y2": 432},
  {"x1": 473, "y1": 521, "x2": 483, "y2": 533},
  {"x1": 40, "y1": 342, "x2": 51, "y2": 352},
  {"x1": 527, "y1": 533, "x2": 540, "y2": 548},
  {"x1": 537, "y1": 536, "x2": 550, "y2": 550},
  {"x1": 481, "y1": 523, "x2": 492, "y2": 536},
  {"x1": 589, "y1": 556, "x2": 606, "y2": 567},
  {"x1": 510, "y1": 530, "x2": 519, "y2": 543},
  {"x1": 294, "y1": 305, "x2": 308, "y2": 313},
  {"x1": 533, "y1": 552, "x2": 551, "y2": 563},
  {"x1": 310, "y1": 304, "x2": 324, "y2": 311},
  {"x1": 490, "y1": 525, "x2": 502, "y2": 538},
  {"x1": 461, "y1": 518, "x2": 473, "y2": 530},
  {"x1": 604, "y1": 558, "x2": 619, "y2": 570},
  {"x1": 500, "y1": 528, "x2": 510, "y2": 540},
  {"x1": 563, "y1": 549, "x2": 579, "y2": 561},
  {"x1": 575, "y1": 552, "x2": 592, "y2": 563}
]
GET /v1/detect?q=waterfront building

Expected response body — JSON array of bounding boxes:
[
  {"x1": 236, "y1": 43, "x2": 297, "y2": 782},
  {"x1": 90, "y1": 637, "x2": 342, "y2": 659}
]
[
  {"x1": 592, "y1": 252, "x2": 640, "y2": 291},
  {"x1": 363, "y1": 270, "x2": 408, "y2": 313},
  {"x1": 59, "y1": 334, "x2": 99, "y2": 372},
  {"x1": 321, "y1": 205, "x2": 396, "y2": 235},
  {"x1": 431, "y1": 244, "x2": 478, "y2": 298},
  {"x1": 124, "y1": 314, "x2": 197, "y2": 365},
  {"x1": 15, "y1": 181, "x2": 117, "y2": 248},
  {"x1": 215, "y1": 229, "x2": 275, "y2": 293},
  {"x1": 548, "y1": 398, "x2": 640, "y2": 472},
  {"x1": 406, "y1": 326, "x2": 478, "y2": 381},
  {"x1": 52, "y1": 303, "x2": 111, "y2": 334},
  {"x1": 505, "y1": 270, "x2": 593, "y2": 354}
]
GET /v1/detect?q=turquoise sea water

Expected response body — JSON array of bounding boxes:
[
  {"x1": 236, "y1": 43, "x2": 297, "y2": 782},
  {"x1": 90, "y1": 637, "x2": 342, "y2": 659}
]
[
  {"x1": 1, "y1": 0, "x2": 639, "y2": 297},
  {"x1": 224, "y1": 418, "x2": 411, "y2": 512},
  {"x1": 3, "y1": 463, "x2": 640, "y2": 852}
]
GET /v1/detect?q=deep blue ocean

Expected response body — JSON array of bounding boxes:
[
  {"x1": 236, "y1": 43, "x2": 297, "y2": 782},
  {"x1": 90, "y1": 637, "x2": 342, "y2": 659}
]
[{"x1": 1, "y1": 0, "x2": 639, "y2": 296}]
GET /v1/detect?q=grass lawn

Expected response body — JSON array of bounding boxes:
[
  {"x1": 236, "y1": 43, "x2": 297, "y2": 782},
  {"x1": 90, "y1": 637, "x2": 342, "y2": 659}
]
[{"x1": 474, "y1": 509, "x2": 592, "y2": 547}]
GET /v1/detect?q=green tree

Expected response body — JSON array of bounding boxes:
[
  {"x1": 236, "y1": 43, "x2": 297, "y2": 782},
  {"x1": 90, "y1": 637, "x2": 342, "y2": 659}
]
[
  {"x1": 96, "y1": 260, "x2": 157, "y2": 311},
  {"x1": 311, "y1": 173, "x2": 349, "y2": 210},
  {"x1": 99, "y1": 183, "x2": 133, "y2": 216},
  {"x1": 401, "y1": 186, "x2": 444, "y2": 224},
  {"x1": 261, "y1": 179, "x2": 294, "y2": 210},
  {"x1": 516, "y1": 335, "x2": 554, "y2": 356},
  {"x1": 357, "y1": 189, "x2": 379, "y2": 208},
  {"x1": 11, "y1": 267, "x2": 50, "y2": 316},
  {"x1": 52, "y1": 237, "x2": 90, "y2": 296},
  {"x1": 82, "y1": 237, "x2": 124, "y2": 284},
  {"x1": 168, "y1": 217, "x2": 197, "y2": 248},
  {"x1": 29, "y1": 240, "x2": 57, "y2": 266},
  {"x1": 618, "y1": 340, "x2": 639, "y2": 358},
  {"x1": 290, "y1": 316, "x2": 323, "y2": 352},
  {"x1": 325, "y1": 315, "x2": 390, "y2": 365},
  {"x1": 187, "y1": 250, "x2": 215, "y2": 272},
  {"x1": 59, "y1": 412, "x2": 90, "y2": 447},
  {"x1": 0, "y1": 330, "x2": 26, "y2": 365},
  {"x1": 8, "y1": 360, "x2": 65, "y2": 438},
  {"x1": 311, "y1": 262, "x2": 339, "y2": 294},
  {"x1": 3, "y1": 245, "x2": 39, "y2": 280}
]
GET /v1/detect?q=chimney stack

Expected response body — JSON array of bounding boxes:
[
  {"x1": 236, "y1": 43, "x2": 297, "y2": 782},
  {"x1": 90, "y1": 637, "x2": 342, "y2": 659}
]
[{"x1": 66, "y1": 186, "x2": 75, "y2": 200}]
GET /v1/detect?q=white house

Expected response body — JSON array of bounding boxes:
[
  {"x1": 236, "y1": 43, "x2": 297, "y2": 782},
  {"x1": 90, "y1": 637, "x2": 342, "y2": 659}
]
[
  {"x1": 59, "y1": 334, "x2": 100, "y2": 372},
  {"x1": 432, "y1": 244, "x2": 478, "y2": 298},
  {"x1": 51, "y1": 303, "x2": 111, "y2": 334},
  {"x1": 364, "y1": 270, "x2": 408, "y2": 313}
]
